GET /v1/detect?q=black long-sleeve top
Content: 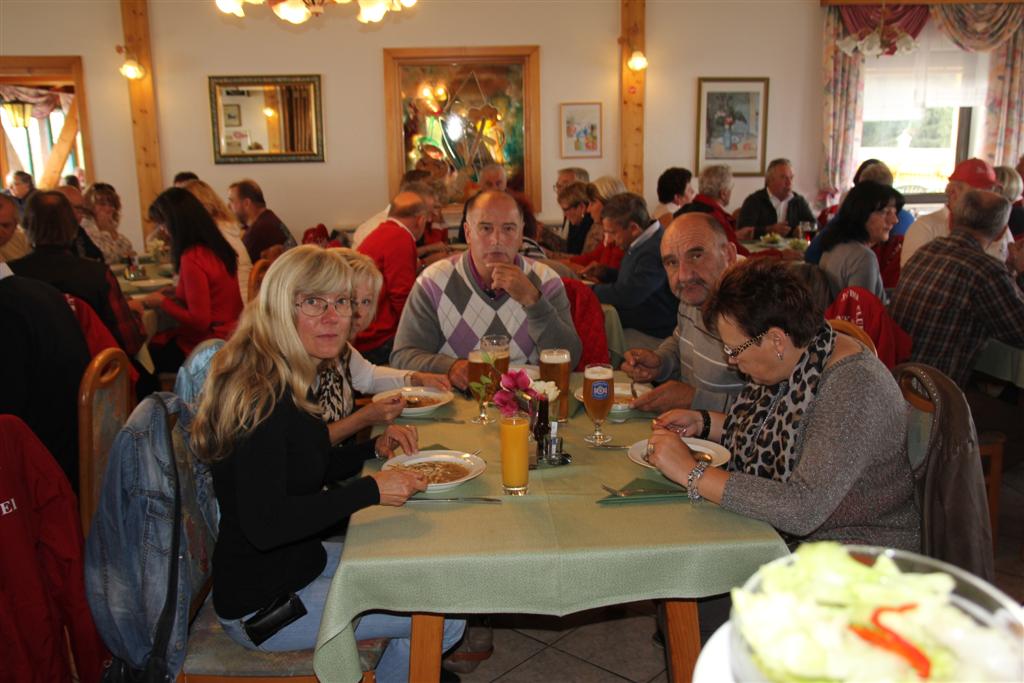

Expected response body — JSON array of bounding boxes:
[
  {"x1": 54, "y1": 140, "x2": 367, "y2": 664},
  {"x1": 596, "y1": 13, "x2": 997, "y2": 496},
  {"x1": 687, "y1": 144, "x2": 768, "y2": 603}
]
[{"x1": 211, "y1": 394, "x2": 380, "y2": 618}]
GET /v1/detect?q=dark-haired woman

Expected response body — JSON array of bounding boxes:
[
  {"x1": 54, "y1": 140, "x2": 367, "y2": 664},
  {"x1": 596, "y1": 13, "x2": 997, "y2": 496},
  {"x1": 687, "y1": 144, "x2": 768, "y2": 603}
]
[
  {"x1": 818, "y1": 181, "x2": 903, "y2": 304},
  {"x1": 647, "y1": 258, "x2": 918, "y2": 551},
  {"x1": 140, "y1": 187, "x2": 244, "y2": 372}
]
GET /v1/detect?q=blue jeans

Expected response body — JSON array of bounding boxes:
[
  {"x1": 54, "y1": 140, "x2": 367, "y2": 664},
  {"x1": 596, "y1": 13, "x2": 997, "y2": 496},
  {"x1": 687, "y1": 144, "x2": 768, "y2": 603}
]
[{"x1": 218, "y1": 542, "x2": 466, "y2": 683}]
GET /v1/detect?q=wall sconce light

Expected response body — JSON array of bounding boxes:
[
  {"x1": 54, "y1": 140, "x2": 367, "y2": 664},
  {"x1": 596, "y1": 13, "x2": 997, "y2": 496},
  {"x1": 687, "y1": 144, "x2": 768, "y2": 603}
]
[
  {"x1": 262, "y1": 107, "x2": 277, "y2": 118},
  {"x1": 627, "y1": 50, "x2": 648, "y2": 72},
  {"x1": 115, "y1": 46, "x2": 146, "y2": 80}
]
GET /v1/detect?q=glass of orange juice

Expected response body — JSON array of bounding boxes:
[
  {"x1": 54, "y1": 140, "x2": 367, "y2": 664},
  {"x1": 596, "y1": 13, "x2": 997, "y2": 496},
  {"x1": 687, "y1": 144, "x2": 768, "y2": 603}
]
[{"x1": 499, "y1": 412, "x2": 530, "y2": 496}]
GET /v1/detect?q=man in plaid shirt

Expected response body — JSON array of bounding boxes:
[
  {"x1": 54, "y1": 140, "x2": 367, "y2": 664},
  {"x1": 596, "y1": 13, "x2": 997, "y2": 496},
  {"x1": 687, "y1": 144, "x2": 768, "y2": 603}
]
[{"x1": 890, "y1": 190, "x2": 1024, "y2": 388}]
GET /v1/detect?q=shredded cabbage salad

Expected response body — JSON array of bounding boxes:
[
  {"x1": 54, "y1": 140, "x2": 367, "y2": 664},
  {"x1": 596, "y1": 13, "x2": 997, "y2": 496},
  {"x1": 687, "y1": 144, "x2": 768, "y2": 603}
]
[{"x1": 732, "y1": 543, "x2": 1024, "y2": 682}]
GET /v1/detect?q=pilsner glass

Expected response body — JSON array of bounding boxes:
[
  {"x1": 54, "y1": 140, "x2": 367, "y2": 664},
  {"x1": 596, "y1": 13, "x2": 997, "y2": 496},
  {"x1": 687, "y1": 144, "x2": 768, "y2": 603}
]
[
  {"x1": 468, "y1": 334, "x2": 510, "y2": 424},
  {"x1": 539, "y1": 348, "x2": 571, "y2": 422},
  {"x1": 500, "y1": 412, "x2": 530, "y2": 495},
  {"x1": 582, "y1": 363, "x2": 614, "y2": 445}
]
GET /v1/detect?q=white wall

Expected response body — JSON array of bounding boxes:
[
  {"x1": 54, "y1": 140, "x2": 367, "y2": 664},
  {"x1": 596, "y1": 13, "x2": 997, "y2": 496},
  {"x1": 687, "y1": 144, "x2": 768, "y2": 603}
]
[{"x1": 1, "y1": 0, "x2": 824, "y2": 249}]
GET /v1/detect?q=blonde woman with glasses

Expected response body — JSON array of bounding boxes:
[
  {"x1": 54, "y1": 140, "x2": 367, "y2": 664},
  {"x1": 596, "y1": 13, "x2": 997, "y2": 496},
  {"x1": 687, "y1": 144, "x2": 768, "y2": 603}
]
[
  {"x1": 315, "y1": 248, "x2": 451, "y2": 445},
  {"x1": 192, "y1": 245, "x2": 464, "y2": 678},
  {"x1": 82, "y1": 182, "x2": 135, "y2": 263}
]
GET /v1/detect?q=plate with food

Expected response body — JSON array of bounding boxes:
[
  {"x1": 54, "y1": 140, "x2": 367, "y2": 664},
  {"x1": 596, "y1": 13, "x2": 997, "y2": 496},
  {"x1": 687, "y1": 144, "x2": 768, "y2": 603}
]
[
  {"x1": 372, "y1": 387, "x2": 454, "y2": 416},
  {"x1": 574, "y1": 382, "x2": 652, "y2": 414},
  {"x1": 627, "y1": 438, "x2": 730, "y2": 470},
  {"x1": 760, "y1": 232, "x2": 783, "y2": 245},
  {"x1": 383, "y1": 450, "x2": 486, "y2": 492}
]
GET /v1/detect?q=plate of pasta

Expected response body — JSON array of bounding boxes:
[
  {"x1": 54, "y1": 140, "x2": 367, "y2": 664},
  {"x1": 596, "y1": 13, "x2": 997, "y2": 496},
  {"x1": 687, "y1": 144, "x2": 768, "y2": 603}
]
[{"x1": 383, "y1": 450, "x2": 486, "y2": 491}]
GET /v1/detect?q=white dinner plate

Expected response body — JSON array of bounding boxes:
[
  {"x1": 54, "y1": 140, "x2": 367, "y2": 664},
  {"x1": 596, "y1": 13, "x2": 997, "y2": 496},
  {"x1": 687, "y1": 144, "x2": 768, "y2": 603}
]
[
  {"x1": 121, "y1": 278, "x2": 174, "y2": 293},
  {"x1": 574, "y1": 382, "x2": 652, "y2": 413},
  {"x1": 383, "y1": 450, "x2": 486, "y2": 492},
  {"x1": 627, "y1": 438, "x2": 730, "y2": 470},
  {"x1": 372, "y1": 386, "x2": 455, "y2": 416}
]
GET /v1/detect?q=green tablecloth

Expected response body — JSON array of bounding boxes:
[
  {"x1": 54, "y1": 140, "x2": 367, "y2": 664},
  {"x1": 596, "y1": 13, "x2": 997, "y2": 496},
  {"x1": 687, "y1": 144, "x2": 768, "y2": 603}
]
[
  {"x1": 313, "y1": 374, "x2": 786, "y2": 681},
  {"x1": 973, "y1": 338, "x2": 1024, "y2": 389}
]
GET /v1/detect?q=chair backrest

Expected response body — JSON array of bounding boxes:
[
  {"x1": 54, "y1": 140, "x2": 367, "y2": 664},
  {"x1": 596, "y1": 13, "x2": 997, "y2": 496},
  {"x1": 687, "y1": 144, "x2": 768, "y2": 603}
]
[
  {"x1": 892, "y1": 363, "x2": 994, "y2": 581},
  {"x1": 78, "y1": 347, "x2": 133, "y2": 536},
  {"x1": 174, "y1": 338, "x2": 226, "y2": 406},
  {"x1": 248, "y1": 258, "x2": 271, "y2": 301},
  {"x1": 560, "y1": 277, "x2": 610, "y2": 370},
  {"x1": 828, "y1": 318, "x2": 877, "y2": 356}
]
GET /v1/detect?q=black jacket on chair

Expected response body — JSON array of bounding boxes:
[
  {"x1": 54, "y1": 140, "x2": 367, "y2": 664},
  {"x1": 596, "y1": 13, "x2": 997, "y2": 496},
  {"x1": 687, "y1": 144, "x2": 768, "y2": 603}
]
[{"x1": 737, "y1": 188, "x2": 816, "y2": 238}]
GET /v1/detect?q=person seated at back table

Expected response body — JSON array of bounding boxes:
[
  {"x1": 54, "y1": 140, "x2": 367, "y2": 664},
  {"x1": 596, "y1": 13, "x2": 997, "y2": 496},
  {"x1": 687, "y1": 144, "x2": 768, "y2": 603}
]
[
  {"x1": 137, "y1": 188, "x2": 244, "y2": 373},
  {"x1": 53, "y1": 184, "x2": 104, "y2": 262},
  {"x1": 569, "y1": 176, "x2": 628, "y2": 280},
  {"x1": 652, "y1": 167, "x2": 695, "y2": 229},
  {"x1": 82, "y1": 182, "x2": 136, "y2": 264},
  {"x1": 190, "y1": 246, "x2": 465, "y2": 681},
  {"x1": 591, "y1": 193, "x2": 678, "y2": 346},
  {"x1": 229, "y1": 178, "x2": 296, "y2": 263},
  {"x1": 355, "y1": 189, "x2": 436, "y2": 365},
  {"x1": 675, "y1": 164, "x2": 749, "y2": 256},
  {"x1": 736, "y1": 157, "x2": 816, "y2": 240},
  {"x1": 648, "y1": 258, "x2": 919, "y2": 552},
  {"x1": 0, "y1": 192, "x2": 30, "y2": 262},
  {"x1": 621, "y1": 213, "x2": 744, "y2": 414},
  {"x1": 390, "y1": 190, "x2": 581, "y2": 390}
]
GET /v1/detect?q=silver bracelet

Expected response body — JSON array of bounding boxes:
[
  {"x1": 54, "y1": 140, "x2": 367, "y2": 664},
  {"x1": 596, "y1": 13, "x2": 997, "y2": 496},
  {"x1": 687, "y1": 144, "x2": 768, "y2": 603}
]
[
  {"x1": 374, "y1": 438, "x2": 388, "y2": 462},
  {"x1": 686, "y1": 461, "x2": 709, "y2": 502}
]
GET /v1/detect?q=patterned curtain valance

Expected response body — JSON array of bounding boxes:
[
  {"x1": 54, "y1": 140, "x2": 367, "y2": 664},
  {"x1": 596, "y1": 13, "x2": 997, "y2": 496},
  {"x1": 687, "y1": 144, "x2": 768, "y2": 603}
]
[{"x1": 929, "y1": 4, "x2": 1024, "y2": 52}]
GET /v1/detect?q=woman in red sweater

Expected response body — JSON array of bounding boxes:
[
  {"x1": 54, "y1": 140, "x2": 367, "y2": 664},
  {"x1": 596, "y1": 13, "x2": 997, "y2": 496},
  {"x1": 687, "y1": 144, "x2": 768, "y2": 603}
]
[{"x1": 140, "y1": 188, "x2": 244, "y2": 372}]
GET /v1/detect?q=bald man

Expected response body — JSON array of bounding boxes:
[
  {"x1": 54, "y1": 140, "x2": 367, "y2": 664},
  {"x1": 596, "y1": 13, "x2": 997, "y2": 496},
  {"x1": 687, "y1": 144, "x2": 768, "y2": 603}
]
[
  {"x1": 622, "y1": 213, "x2": 744, "y2": 413},
  {"x1": 391, "y1": 191, "x2": 581, "y2": 389},
  {"x1": 355, "y1": 190, "x2": 436, "y2": 364}
]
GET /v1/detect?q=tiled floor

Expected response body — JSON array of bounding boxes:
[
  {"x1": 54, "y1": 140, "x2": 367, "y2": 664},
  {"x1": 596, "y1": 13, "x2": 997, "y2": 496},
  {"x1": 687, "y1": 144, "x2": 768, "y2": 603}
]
[{"x1": 456, "y1": 461, "x2": 1024, "y2": 682}]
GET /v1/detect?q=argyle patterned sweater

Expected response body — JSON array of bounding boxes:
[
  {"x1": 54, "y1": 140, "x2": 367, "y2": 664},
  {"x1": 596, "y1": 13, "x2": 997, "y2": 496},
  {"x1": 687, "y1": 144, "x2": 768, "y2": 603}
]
[{"x1": 390, "y1": 252, "x2": 582, "y2": 373}]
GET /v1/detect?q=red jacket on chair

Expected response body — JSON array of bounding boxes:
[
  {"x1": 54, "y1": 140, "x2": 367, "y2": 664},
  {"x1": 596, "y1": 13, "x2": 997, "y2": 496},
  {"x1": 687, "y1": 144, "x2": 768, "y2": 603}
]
[
  {"x1": 826, "y1": 286, "x2": 912, "y2": 370},
  {"x1": 65, "y1": 294, "x2": 140, "y2": 386},
  {"x1": 561, "y1": 278, "x2": 610, "y2": 370},
  {"x1": 0, "y1": 415, "x2": 109, "y2": 683}
]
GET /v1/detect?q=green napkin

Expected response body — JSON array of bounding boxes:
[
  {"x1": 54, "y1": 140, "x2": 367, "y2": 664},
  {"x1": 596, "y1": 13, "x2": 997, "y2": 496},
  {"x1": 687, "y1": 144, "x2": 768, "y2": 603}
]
[{"x1": 597, "y1": 478, "x2": 689, "y2": 505}]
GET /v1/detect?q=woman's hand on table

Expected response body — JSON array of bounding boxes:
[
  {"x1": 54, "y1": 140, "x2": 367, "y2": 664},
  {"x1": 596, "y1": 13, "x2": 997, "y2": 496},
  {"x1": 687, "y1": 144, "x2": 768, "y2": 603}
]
[
  {"x1": 141, "y1": 291, "x2": 164, "y2": 309},
  {"x1": 411, "y1": 372, "x2": 452, "y2": 391},
  {"x1": 375, "y1": 424, "x2": 418, "y2": 458},
  {"x1": 128, "y1": 299, "x2": 146, "y2": 316},
  {"x1": 647, "y1": 428, "x2": 697, "y2": 486},
  {"x1": 370, "y1": 469, "x2": 427, "y2": 506},
  {"x1": 652, "y1": 409, "x2": 702, "y2": 437}
]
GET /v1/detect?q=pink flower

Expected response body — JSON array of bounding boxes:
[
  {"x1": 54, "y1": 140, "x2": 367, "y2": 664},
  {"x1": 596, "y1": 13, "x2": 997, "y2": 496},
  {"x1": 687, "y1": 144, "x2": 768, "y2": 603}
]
[
  {"x1": 493, "y1": 389, "x2": 520, "y2": 417},
  {"x1": 500, "y1": 369, "x2": 532, "y2": 392}
]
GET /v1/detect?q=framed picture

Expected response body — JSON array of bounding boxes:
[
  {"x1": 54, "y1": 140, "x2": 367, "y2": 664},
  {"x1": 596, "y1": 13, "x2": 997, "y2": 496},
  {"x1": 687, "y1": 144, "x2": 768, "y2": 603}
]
[
  {"x1": 383, "y1": 46, "x2": 541, "y2": 210},
  {"x1": 559, "y1": 102, "x2": 602, "y2": 159},
  {"x1": 223, "y1": 103, "x2": 242, "y2": 128},
  {"x1": 696, "y1": 78, "x2": 769, "y2": 176}
]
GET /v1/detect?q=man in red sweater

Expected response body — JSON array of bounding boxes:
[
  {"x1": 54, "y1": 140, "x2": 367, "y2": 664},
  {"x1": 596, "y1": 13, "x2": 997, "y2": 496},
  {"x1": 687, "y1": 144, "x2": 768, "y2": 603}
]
[{"x1": 355, "y1": 190, "x2": 435, "y2": 364}]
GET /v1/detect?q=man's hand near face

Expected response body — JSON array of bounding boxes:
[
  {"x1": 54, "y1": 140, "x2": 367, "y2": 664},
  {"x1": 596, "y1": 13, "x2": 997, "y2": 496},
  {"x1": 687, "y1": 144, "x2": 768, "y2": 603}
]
[{"x1": 489, "y1": 262, "x2": 540, "y2": 306}]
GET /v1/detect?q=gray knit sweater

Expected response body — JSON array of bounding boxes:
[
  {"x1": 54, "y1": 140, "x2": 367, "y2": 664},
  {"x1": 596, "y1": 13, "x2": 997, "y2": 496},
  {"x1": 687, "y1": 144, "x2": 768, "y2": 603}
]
[{"x1": 721, "y1": 349, "x2": 919, "y2": 551}]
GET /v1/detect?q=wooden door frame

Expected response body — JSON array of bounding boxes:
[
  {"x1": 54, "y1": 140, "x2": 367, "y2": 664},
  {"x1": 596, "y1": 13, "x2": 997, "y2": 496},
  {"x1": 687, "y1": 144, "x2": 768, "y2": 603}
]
[{"x1": 0, "y1": 55, "x2": 94, "y2": 186}]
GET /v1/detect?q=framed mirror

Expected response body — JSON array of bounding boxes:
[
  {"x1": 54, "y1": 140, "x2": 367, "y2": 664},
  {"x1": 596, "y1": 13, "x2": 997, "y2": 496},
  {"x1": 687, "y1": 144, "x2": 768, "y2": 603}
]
[{"x1": 208, "y1": 74, "x2": 323, "y2": 163}]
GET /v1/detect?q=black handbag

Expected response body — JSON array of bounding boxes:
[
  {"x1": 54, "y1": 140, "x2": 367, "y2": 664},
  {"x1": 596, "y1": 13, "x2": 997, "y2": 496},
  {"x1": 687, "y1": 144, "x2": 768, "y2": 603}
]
[{"x1": 102, "y1": 396, "x2": 182, "y2": 682}]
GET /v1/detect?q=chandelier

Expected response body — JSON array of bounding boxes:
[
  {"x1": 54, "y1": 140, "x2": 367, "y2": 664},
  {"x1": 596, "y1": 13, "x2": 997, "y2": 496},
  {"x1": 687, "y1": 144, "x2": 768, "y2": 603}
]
[
  {"x1": 837, "y1": 3, "x2": 916, "y2": 58},
  {"x1": 216, "y1": 0, "x2": 417, "y2": 25}
]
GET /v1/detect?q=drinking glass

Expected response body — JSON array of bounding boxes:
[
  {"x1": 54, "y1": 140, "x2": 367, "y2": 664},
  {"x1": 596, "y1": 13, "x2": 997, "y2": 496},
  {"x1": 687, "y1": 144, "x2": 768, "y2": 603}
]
[
  {"x1": 582, "y1": 363, "x2": 614, "y2": 445},
  {"x1": 468, "y1": 334, "x2": 510, "y2": 424},
  {"x1": 540, "y1": 348, "x2": 571, "y2": 422},
  {"x1": 500, "y1": 412, "x2": 530, "y2": 495}
]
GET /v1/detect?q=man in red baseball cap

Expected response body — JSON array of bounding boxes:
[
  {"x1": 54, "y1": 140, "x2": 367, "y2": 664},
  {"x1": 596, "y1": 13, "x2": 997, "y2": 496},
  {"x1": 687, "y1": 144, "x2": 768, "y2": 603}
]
[{"x1": 901, "y1": 157, "x2": 1010, "y2": 267}]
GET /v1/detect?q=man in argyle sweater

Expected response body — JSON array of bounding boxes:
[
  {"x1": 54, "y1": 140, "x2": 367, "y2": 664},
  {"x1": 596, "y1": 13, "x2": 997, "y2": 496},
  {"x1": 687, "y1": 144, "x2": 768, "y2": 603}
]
[{"x1": 391, "y1": 191, "x2": 582, "y2": 390}]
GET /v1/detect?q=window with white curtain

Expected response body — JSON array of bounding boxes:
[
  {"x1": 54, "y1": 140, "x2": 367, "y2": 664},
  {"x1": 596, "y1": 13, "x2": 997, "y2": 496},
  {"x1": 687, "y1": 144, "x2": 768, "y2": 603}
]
[{"x1": 856, "y1": 22, "x2": 989, "y2": 195}]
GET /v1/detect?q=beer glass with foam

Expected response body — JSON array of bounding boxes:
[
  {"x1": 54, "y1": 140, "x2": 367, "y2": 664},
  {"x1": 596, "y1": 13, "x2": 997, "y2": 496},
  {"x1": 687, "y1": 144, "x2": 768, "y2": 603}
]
[
  {"x1": 468, "y1": 334, "x2": 510, "y2": 424},
  {"x1": 582, "y1": 363, "x2": 614, "y2": 445},
  {"x1": 539, "y1": 348, "x2": 571, "y2": 422}
]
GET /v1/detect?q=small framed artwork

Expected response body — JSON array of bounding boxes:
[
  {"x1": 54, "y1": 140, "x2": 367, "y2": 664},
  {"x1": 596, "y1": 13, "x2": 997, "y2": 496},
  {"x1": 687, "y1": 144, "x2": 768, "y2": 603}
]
[
  {"x1": 223, "y1": 103, "x2": 242, "y2": 128},
  {"x1": 560, "y1": 102, "x2": 602, "y2": 159},
  {"x1": 696, "y1": 78, "x2": 768, "y2": 176}
]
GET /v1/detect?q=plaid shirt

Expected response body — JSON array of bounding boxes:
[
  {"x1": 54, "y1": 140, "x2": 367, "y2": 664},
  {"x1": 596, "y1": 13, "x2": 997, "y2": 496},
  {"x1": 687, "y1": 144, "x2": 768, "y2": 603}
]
[
  {"x1": 103, "y1": 268, "x2": 146, "y2": 356},
  {"x1": 889, "y1": 231, "x2": 1024, "y2": 387}
]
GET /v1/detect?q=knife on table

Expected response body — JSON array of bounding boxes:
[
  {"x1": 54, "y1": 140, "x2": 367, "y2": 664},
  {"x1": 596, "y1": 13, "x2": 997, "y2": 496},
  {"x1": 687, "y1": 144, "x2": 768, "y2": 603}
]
[{"x1": 408, "y1": 497, "x2": 502, "y2": 504}]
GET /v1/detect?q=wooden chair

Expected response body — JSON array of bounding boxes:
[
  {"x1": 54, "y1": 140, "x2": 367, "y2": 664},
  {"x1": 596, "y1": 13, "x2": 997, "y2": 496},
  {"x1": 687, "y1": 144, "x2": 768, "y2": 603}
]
[
  {"x1": 828, "y1": 318, "x2": 877, "y2": 356},
  {"x1": 247, "y1": 259, "x2": 271, "y2": 302},
  {"x1": 78, "y1": 347, "x2": 133, "y2": 536}
]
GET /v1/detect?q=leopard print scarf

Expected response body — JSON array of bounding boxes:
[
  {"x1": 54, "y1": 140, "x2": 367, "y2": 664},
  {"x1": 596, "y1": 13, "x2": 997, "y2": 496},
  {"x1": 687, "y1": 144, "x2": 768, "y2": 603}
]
[
  {"x1": 315, "y1": 346, "x2": 354, "y2": 422},
  {"x1": 724, "y1": 323, "x2": 835, "y2": 482}
]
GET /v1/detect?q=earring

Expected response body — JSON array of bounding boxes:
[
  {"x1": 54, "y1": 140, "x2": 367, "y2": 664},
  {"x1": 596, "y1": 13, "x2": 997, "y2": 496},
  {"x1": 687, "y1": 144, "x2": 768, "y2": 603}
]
[{"x1": 777, "y1": 351, "x2": 784, "y2": 361}]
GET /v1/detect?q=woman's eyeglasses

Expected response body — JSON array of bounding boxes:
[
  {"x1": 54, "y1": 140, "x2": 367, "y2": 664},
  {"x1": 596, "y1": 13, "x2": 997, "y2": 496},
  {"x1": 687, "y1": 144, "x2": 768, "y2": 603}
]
[
  {"x1": 295, "y1": 296, "x2": 352, "y2": 317},
  {"x1": 722, "y1": 331, "x2": 766, "y2": 359}
]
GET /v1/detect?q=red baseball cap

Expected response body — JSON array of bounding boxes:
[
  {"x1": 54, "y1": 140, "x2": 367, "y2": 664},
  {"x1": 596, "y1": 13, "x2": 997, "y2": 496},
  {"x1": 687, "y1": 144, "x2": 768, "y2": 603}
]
[{"x1": 948, "y1": 158, "x2": 998, "y2": 189}]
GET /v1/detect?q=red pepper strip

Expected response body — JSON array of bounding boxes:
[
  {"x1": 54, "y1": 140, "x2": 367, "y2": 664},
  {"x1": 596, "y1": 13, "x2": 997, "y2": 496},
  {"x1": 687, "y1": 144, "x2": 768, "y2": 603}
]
[{"x1": 848, "y1": 604, "x2": 931, "y2": 679}]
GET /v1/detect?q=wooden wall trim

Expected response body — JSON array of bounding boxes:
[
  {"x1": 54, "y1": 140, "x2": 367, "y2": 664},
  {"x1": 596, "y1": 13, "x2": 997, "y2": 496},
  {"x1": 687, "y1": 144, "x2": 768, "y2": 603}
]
[
  {"x1": 620, "y1": 0, "x2": 645, "y2": 195},
  {"x1": 120, "y1": 0, "x2": 163, "y2": 241}
]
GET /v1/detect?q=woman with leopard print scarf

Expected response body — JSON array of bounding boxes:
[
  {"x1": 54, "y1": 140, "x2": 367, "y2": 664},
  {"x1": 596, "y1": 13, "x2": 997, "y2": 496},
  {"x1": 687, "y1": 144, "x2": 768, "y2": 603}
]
[{"x1": 648, "y1": 259, "x2": 918, "y2": 552}]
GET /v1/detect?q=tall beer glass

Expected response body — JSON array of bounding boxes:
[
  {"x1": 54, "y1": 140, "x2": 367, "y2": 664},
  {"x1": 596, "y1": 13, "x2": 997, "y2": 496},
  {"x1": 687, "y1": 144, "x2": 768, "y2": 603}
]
[
  {"x1": 468, "y1": 349, "x2": 491, "y2": 424},
  {"x1": 468, "y1": 334, "x2": 510, "y2": 424},
  {"x1": 539, "y1": 348, "x2": 571, "y2": 422},
  {"x1": 583, "y1": 363, "x2": 614, "y2": 445}
]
